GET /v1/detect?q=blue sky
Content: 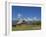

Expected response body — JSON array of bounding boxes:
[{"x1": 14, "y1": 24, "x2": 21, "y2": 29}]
[{"x1": 12, "y1": 6, "x2": 41, "y2": 20}]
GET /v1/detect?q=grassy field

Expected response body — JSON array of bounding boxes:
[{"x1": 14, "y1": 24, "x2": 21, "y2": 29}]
[{"x1": 12, "y1": 24, "x2": 41, "y2": 31}]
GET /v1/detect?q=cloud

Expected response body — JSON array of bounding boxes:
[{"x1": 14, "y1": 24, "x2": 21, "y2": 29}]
[
  {"x1": 27, "y1": 17, "x2": 33, "y2": 21},
  {"x1": 33, "y1": 17, "x2": 37, "y2": 20},
  {"x1": 18, "y1": 13, "x2": 21, "y2": 17},
  {"x1": 24, "y1": 18, "x2": 28, "y2": 21},
  {"x1": 33, "y1": 17, "x2": 40, "y2": 21}
]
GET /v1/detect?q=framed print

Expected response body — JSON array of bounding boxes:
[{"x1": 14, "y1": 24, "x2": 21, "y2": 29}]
[
  {"x1": 12, "y1": 4, "x2": 41, "y2": 31},
  {"x1": 6, "y1": 2, "x2": 44, "y2": 35}
]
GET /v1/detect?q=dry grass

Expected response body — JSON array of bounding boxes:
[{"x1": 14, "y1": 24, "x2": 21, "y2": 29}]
[{"x1": 12, "y1": 24, "x2": 41, "y2": 31}]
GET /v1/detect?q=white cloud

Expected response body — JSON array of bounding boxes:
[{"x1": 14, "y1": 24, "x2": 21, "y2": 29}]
[
  {"x1": 18, "y1": 13, "x2": 21, "y2": 17},
  {"x1": 33, "y1": 17, "x2": 40, "y2": 21},
  {"x1": 27, "y1": 17, "x2": 33, "y2": 21},
  {"x1": 17, "y1": 13, "x2": 22, "y2": 18},
  {"x1": 33, "y1": 17, "x2": 37, "y2": 20},
  {"x1": 24, "y1": 18, "x2": 28, "y2": 21}
]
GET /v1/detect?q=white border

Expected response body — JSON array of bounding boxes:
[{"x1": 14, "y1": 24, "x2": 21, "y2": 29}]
[{"x1": 7, "y1": 2, "x2": 44, "y2": 35}]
